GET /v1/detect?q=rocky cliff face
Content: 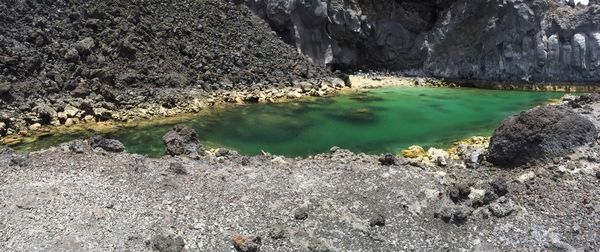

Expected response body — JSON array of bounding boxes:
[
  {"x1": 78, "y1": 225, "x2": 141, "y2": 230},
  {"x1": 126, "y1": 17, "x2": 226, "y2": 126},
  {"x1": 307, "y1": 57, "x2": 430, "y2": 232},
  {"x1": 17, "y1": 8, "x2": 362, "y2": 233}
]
[
  {"x1": 246, "y1": 0, "x2": 600, "y2": 83},
  {"x1": 245, "y1": 0, "x2": 454, "y2": 70}
]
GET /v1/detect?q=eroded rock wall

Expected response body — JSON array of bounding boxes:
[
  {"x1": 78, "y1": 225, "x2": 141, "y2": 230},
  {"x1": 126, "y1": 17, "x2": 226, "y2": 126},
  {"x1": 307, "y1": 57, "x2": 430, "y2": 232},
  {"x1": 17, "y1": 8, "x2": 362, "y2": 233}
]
[
  {"x1": 424, "y1": 0, "x2": 600, "y2": 82},
  {"x1": 246, "y1": 0, "x2": 600, "y2": 82},
  {"x1": 245, "y1": 0, "x2": 454, "y2": 70}
]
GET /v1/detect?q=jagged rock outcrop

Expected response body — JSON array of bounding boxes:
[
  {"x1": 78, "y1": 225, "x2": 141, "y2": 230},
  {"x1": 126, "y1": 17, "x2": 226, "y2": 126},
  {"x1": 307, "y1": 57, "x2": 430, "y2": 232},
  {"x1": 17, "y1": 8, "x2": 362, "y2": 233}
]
[{"x1": 246, "y1": 0, "x2": 600, "y2": 83}]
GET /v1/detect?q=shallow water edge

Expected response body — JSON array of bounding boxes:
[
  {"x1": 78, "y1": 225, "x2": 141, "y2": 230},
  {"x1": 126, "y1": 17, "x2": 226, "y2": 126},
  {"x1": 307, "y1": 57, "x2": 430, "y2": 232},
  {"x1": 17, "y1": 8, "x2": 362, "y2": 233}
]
[{"x1": 5, "y1": 85, "x2": 569, "y2": 158}]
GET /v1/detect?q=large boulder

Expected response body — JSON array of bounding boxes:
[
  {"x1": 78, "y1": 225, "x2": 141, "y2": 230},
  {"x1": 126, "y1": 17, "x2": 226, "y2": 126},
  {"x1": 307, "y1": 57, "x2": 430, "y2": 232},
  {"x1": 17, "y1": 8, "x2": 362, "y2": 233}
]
[
  {"x1": 488, "y1": 106, "x2": 597, "y2": 167},
  {"x1": 162, "y1": 124, "x2": 204, "y2": 159}
]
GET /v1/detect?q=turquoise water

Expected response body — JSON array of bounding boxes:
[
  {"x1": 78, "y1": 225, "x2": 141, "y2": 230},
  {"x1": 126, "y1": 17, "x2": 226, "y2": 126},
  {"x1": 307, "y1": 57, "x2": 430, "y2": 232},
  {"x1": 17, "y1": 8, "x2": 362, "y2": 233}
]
[{"x1": 10, "y1": 87, "x2": 565, "y2": 157}]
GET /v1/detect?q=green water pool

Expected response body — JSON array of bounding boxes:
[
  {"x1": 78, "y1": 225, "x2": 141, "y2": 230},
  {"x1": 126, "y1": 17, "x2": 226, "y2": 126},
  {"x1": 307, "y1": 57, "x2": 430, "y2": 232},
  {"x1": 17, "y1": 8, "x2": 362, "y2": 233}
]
[{"x1": 10, "y1": 87, "x2": 566, "y2": 157}]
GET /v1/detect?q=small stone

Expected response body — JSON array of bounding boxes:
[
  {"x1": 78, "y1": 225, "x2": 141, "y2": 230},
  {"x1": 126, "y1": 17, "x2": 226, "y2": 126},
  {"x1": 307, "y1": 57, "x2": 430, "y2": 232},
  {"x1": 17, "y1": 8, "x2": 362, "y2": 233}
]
[
  {"x1": 572, "y1": 224, "x2": 581, "y2": 234},
  {"x1": 34, "y1": 104, "x2": 57, "y2": 124},
  {"x1": 329, "y1": 146, "x2": 340, "y2": 153},
  {"x1": 596, "y1": 170, "x2": 600, "y2": 179},
  {"x1": 83, "y1": 115, "x2": 96, "y2": 123},
  {"x1": 453, "y1": 207, "x2": 470, "y2": 224},
  {"x1": 271, "y1": 156, "x2": 288, "y2": 165},
  {"x1": 93, "y1": 107, "x2": 112, "y2": 121},
  {"x1": 72, "y1": 83, "x2": 91, "y2": 98},
  {"x1": 490, "y1": 178, "x2": 508, "y2": 196},
  {"x1": 488, "y1": 196, "x2": 515, "y2": 217},
  {"x1": 448, "y1": 183, "x2": 471, "y2": 203},
  {"x1": 378, "y1": 153, "x2": 397, "y2": 166},
  {"x1": 269, "y1": 225, "x2": 287, "y2": 240},
  {"x1": 168, "y1": 162, "x2": 187, "y2": 175},
  {"x1": 478, "y1": 208, "x2": 490, "y2": 219},
  {"x1": 552, "y1": 157, "x2": 562, "y2": 165},
  {"x1": 293, "y1": 207, "x2": 308, "y2": 220},
  {"x1": 482, "y1": 191, "x2": 498, "y2": 205},
  {"x1": 427, "y1": 148, "x2": 449, "y2": 166},
  {"x1": 232, "y1": 234, "x2": 261, "y2": 252},
  {"x1": 64, "y1": 47, "x2": 80, "y2": 62},
  {"x1": 69, "y1": 140, "x2": 85, "y2": 153},
  {"x1": 63, "y1": 105, "x2": 79, "y2": 118},
  {"x1": 434, "y1": 200, "x2": 472, "y2": 225},
  {"x1": 75, "y1": 37, "x2": 95, "y2": 55},
  {"x1": 215, "y1": 148, "x2": 230, "y2": 157},
  {"x1": 150, "y1": 232, "x2": 185, "y2": 252},
  {"x1": 307, "y1": 238, "x2": 331, "y2": 252},
  {"x1": 29, "y1": 123, "x2": 42, "y2": 131},
  {"x1": 64, "y1": 118, "x2": 75, "y2": 126},
  {"x1": 10, "y1": 153, "x2": 29, "y2": 167},
  {"x1": 0, "y1": 122, "x2": 6, "y2": 135},
  {"x1": 557, "y1": 165, "x2": 568, "y2": 174},
  {"x1": 368, "y1": 213, "x2": 386, "y2": 227},
  {"x1": 0, "y1": 82, "x2": 11, "y2": 95}
]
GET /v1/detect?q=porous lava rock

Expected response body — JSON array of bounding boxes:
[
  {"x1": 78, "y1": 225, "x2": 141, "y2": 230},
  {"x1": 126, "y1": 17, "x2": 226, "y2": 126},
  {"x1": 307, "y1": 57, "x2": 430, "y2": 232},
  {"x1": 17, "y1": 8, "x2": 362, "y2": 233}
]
[
  {"x1": 162, "y1": 124, "x2": 204, "y2": 159},
  {"x1": 488, "y1": 106, "x2": 597, "y2": 167},
  {"x1": 88, "y1": 135, "x2": 125, "y2": 153}
]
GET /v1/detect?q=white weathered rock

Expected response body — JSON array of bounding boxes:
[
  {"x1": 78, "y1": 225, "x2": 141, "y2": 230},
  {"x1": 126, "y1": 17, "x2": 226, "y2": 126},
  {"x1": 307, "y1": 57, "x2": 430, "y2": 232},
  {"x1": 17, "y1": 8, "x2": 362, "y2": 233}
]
[
  {"x1": 64, "y1": 105, "x2": 79, "y2": 118},
  {"x1": 29, "y1": 123, "x2": 42, "y2": 131},
  {"x1": 427, "y1": 148, "x2": 449, "y2": 166},
  {"x1": 83, "y1": 115, "x2": 96, "y2": 123}
]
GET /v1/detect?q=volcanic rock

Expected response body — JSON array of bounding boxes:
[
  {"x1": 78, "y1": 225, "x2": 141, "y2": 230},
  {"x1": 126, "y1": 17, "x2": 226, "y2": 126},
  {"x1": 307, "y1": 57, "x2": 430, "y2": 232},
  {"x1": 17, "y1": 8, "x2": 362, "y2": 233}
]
[
  {"x1": 232, "y1": 234, "x2": 261, "y2": 252},
  {"x1": 88, "y1": 135, "x2": 125, "y2": 153},
  {"x1": 162, "y1": 124, "x2": 204, "y2": 159},
  {"x1": 488, "y1": 106, "x2": 597, "y2": 167},
  {"x1": 150, "y1": 232, "x2": 185, "y2": 252}
]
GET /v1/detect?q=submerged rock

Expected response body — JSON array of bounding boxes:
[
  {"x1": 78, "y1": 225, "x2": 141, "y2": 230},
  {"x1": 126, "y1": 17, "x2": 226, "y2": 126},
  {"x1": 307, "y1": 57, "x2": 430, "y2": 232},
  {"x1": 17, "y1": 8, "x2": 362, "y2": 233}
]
[
  {"x1": 488, "y1": 106, "x2": 597, "y2": 167},
  {"x1": 162, "y1": 124, "x2": 204, "y2": 159},
  {"x1": 88, "y1": 135, "x2": 125, "y2": 153}
]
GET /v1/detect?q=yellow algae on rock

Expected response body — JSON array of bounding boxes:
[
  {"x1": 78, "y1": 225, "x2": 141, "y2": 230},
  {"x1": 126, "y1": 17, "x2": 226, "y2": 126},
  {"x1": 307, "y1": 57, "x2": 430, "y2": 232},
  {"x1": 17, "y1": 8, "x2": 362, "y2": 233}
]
[
  {"x1": 401, "y1": 145, "x2": 426, "y2": 158},
  {"x1": 448, "y1": 136, "x2": 490, "y2": 159}
]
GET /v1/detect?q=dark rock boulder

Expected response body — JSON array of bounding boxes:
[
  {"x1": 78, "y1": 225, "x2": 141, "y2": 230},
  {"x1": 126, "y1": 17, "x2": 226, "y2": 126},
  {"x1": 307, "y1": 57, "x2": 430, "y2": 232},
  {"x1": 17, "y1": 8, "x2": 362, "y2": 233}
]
[
  {"x1": 88, "y1": 135, "x2": 125, "y2": 153},
  {"x1": 488, "y1": 106, "x2": 597, "y2": 167},
  {"x1": 162, "y1": 124, "x2": 204, "y2": 159},
  {"x1": 378, "y1": 153, "x2": 397, "y2": 166}
]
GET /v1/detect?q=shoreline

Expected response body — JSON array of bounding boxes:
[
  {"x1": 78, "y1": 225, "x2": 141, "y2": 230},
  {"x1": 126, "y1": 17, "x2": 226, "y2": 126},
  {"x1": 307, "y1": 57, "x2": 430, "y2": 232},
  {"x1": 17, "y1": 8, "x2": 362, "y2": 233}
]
[{"x1": 0, "y1": 75, "x2": 582, "y2": 149}]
